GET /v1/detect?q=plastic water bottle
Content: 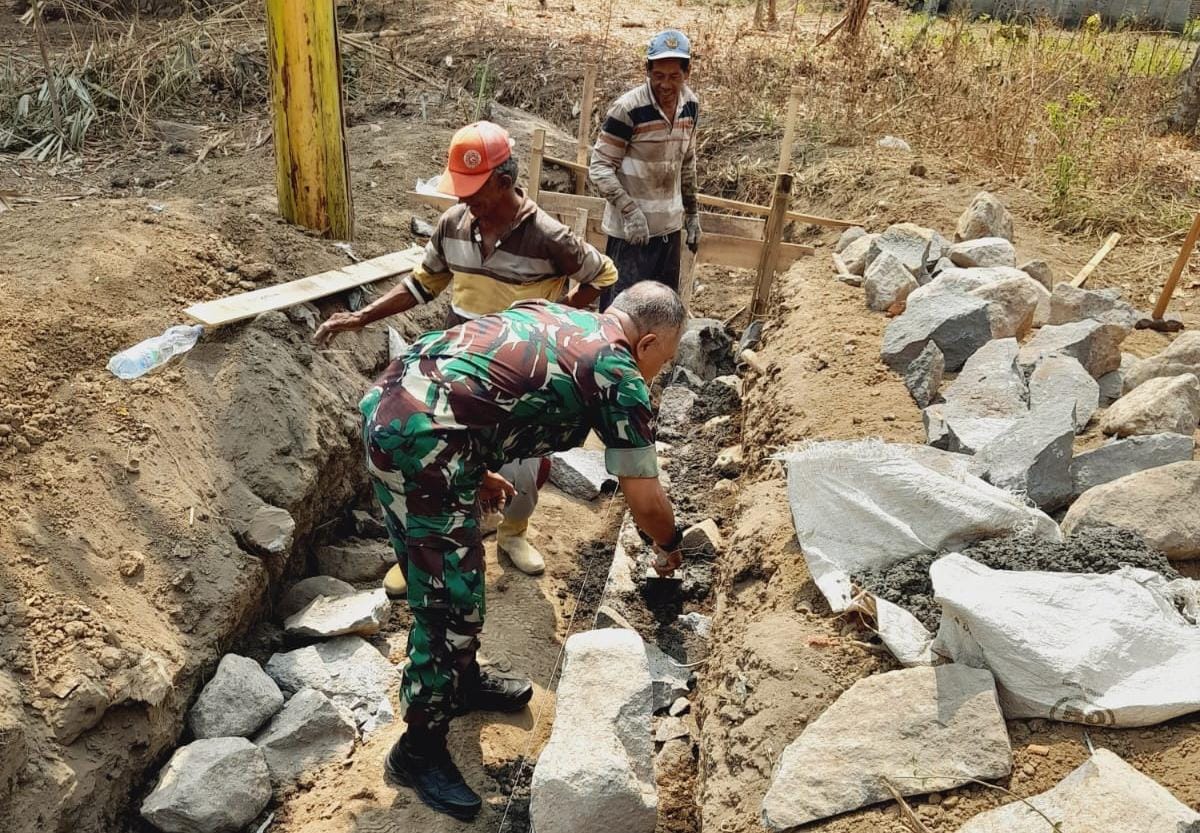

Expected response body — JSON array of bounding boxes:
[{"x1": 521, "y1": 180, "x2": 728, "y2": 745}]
[{"x1": 107, "y1": 324, "x2": 204, "y2": 380}]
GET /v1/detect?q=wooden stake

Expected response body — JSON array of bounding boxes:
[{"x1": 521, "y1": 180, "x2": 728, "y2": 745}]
[
  {"x1": 751, "y1": 173, "x2": 794, "y2": 318},
  {"x1": 30, "y1": 0, "x2": 63, "y2": 135},
  {"x1": 266, "y1": 0, "x2": 354, "y2": 239},
  {"x1": 777, "y1": 85, "x2": 802, "y2": 175},
  {"x1": 529, "y1": 128, "x2": 546, "y2": 204},
  {"x1": 678, "y1": 245, "x2": 698, "y2": 309},
  {"x1": 1071, "y1": 232, "x2": 1121, "y2": 288},
  {"x1": 1152, "y1": 211, "x2": 1200, "y2": 319},
  {"x1": 575, "y1": 65, "x2": 597, "y2": 195}
]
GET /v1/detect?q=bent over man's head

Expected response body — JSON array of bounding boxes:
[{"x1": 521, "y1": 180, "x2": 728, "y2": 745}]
[{"x1": 609, "y1": 281, "x2": 686, "y2": 380}]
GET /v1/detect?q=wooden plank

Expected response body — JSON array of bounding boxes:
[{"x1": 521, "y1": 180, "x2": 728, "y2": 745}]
[
  {"x1": 545, "y1": 153, "x2": 588, "y2": 175},
  {"x1": 698, "y1": 193, "x2": 861, "y2": 229},
  {"x1": 778, "y1": 85, "x2": 802, "y2": 175},
  {"x1": 1152, "y1": 212, "x2": 1200, "y2": 319},
  {"x1": 752, "y1": 173, "x2": 794, "y2": 317},
  {"x1": 701, "y1": 213, "x2": 764, "y2": 241},
  {"x1": 537, "y1": 189, "x2": 607, "y2": 219},
  {"x1": 701, "y1": 232, "x2": 811, "y2": 271},
  {"x1": 571, "y1": 207, "x2": 589, "y2": 238},
  {"x1": 266, "y1": 0, "x2": 353, "y2": 239},
  {"x1": 184, "y1": 247, "x2": 424, "y2": 327},
  {"x1": 576, "y1": 65, "x2": 597, "y2": 195},
  {"x1": 1071, "y1": 232, "x2": 1121, "y2": 288},
  {"x1": 528, "y1": 128, "x2": 546, "y2": 205}
]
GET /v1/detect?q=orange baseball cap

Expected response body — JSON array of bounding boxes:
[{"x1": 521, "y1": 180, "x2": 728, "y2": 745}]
[{"x1": 438, "y1": 121, "x2": 513, "y2": 198}]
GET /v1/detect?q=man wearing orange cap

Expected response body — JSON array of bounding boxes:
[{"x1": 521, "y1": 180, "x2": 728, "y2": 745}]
[{"x1": 317, "y1": 121, "x2": 619, "y2": 582}]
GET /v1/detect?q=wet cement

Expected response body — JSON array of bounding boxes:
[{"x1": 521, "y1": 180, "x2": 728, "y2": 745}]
[{"x1": 855, "y1": 527, "x2": 1180, "y2": 630}]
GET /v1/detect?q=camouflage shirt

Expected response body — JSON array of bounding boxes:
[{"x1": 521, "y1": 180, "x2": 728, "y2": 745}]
[{"x1": 367, "y1": 300, "x2": 658, "y2": 478}]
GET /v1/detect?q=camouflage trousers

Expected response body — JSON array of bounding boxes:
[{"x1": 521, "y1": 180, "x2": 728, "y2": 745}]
[{"x1": 360, "y1": 386, "x2": 486, "y2": 735}]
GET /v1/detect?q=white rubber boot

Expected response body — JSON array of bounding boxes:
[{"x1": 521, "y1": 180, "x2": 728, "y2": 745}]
[{"x1": 497, "y1": 519, "x2": 545, "y2": 575}]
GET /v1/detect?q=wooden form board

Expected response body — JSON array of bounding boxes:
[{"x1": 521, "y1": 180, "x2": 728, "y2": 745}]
[{"x1": 184, "y1": 246, "x2": 424, "y2": 327}]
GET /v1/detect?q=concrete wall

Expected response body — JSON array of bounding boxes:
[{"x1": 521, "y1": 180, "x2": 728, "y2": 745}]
[{"x1": 965, "y1": 0, "x2": 1198, "y2": 30}]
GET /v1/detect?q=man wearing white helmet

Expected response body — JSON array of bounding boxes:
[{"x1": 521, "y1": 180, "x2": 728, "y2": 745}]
[{"x1": 589, "y1": 29, "x2": 700, "y2": 310}]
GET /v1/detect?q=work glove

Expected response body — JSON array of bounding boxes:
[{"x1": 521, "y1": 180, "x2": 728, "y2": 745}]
[
  {"x1": 622, "y1": 206, "x2": 650, "y2": 246},
  {"x1": 684, "y1": 213, "x2": 701, "y2": 254}
]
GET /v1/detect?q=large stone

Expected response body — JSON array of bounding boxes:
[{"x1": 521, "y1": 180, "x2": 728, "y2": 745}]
[
  {"x1": 970, "y1": 275, "x2": 1041, "y2": 339},
  {"x1": 1029, "y1": 354, "x2": 1100, "y2": 432},
  {"x1": 253, "y1": 688, "x2": 357, "y2": 785},
  {"x1": 958, "y1": 749, "x2": 1200, "y2": 833},
  {"x1": 1100, "y1": 373, "x2": 1200, "y2": 437},
  {"x1": 1018, "y1": 259, "x2": 1053, "y2": 290},
  {"x1": 760, "y1": 665, "x2": 1011, "y2": 829},
  {"x1": 976, "y1": 405, "x2": 1076, "y2": 510},
  {"x1": 840, "y1": 233, "x2": 877, "y2": 276},
  {"x1": 188, "y1": 654, "x2": 284, "y2": 740},
  {"x1": 923, "y1": 339, "x2": 1029, "y2": 453},
  {"x1": 1048, "y1": 283, "x2": 1141, "y2": 329},
  {"x1": 864, "y1": 251, "x2": 918, "y2": 312},
  {"x1": 907, "y1": 265, "x2": 1026, "y2": 306},
  {"x1": 673, "y1": 318, "x2": 732, "y2": 382},
  {"x1": 265, "y1": 636, "x2": 396, "y2": 733},
  {"x1": 881, "y1": 292, "x2": 993, "y2": 373},
  {"x1": 1018, "y1": 320, "x2": 1127, "y2": 379},
  {"x1": 1122, "y1": 331, "x2": 1200, "y2": 392},
  {"x1": 1062, "y1": 461, "x2": 1200, "y2": 560},
  {"x1": 1069, "y1": 433, "x2": 1195, "y2": 497},
  {"x1": 904, "y1": 341, "x2": 944, "y2": 409},
  {"x1": 240, "y1": 504, "x2": 295, "y2": 556},
  {"x1": 657, "y1": 386, "x2": 698, "y2": 439},
  {"x1": 531, "y1": 629, "x2": 656, "y2": 833},
  {"x1": 314, "y1": 539, "x2": 392, "y2": 583},
  {"x1": 949, "y1": 236, "x2": 1017, "y2": 268},
  {"x1": 284, "y1": 588, "x2": 391, "y2": 638},
  {"x1": 866, "y1": 223, "x2": 933, "y2": 276},
  {"x1": 955, "y1": 191, "x2": 1014, "y2": 242},
  {"x1": 645, "y1": 641, "x2": 691, "y2": 713},
  {"x1": 551, "y1": 448, "x2": 616, "y2": 500},
  {"x1": 834, "y1": 226, "x2": 867, "y2": 254},
  {"x1": 140, "y1": 738, "x2": 271, "y2": 833},
  {"x1": 279, "y1": 575, "x2": 356, "y2": 620}
]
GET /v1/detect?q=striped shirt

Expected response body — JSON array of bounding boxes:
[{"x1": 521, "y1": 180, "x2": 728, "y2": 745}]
[
  {"x1": 403, "y1": 190, "x2": 618, "y2": 320},
  {"x1": 589, "y1": 81, "x2": 699, "y2": 239}
]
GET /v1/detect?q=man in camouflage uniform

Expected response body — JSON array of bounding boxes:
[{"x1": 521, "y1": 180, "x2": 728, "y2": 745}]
[{"x1": 365, "y1": 283, "x2": 688, "y2": 820}]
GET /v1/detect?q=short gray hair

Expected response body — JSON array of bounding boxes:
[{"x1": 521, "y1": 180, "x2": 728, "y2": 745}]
[
  {"x1": 495, "y1": 155, "x2": 519, "y2": 184},
  {"x1": 610, "y1": 281, "x2": 686, "y2": 335}
]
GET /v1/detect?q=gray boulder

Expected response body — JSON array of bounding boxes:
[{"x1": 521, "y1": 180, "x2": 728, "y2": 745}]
[
  {"x1": 645, "y1": 642, "x2": 691, "y2": 714},
  {"x1": 904, "y1": 341, "x2": 944, "y2": 409},
  {"x1": 283, "y1": 588, "x2": 391, "y2": 638},
  {"x1": 1100, "y1": 373, "x2": 1200, "y2": 437},
  {"x1": 866, "y1": 223, "x2": 933, "y2": 277},
  {"x1": 551, "y1": 448, "x2": 617, "y2": 500},
  {"x1": 949, "y1": 236, "x2": 1017, "y2": 268},
  {"x1": 1063, "y1": 461, "x2": 1200, "y2": 560},
  {"x1": 834, "y1": 226, "x2": 867, "y2": 254},
  {"x1": 881, "y1": 292, "x2": 993, "y2": 373},
  {"x1": 1048, "y1": 283, "x2": 1141, "y2": 329},
  {"x1": 955, "y1": 191, "x2": 1014, "y2": 242},
  {"x1": 265, "y1": 636, "x2": 396, "y2": 734},
  {"x1": 840, "y1": 233, "x2": 877, "y2": 276},
  {"x1": 924, "y1": 339, "x2": 1028, "y2": 452},
  {"x1": 1029, "y1": 354, "x2": 1100, "y2": 432},
  {"x1": 657, "y1": 386, "x2": 698, "y2": 439},
  {"x1": 1069, "y1": 433, "x2": 1195, "y2": 497},
  {"x1": 1122, "y1": 331, "x2": 1200, "y2": 392},
  {"x1": 907, "y1": 265, "x2": 1025, "y2": 306},
  {"x1": 314, "y1": 540, "x2": 392, "y2": 583},
  {"x1": 188, "y1": 654, "x2": 284, "y2": 740},
  {"x1": 1019, "y1": 259, "x2": 1053, "y2": 290},
  {"x1": 760, "y1": 665, "x2": 1011, "y2": 829},
  {"x1": 976, "y1": 405, "x2": 1076, "y2": 510},
  {"x1": 279, "y1": 576, "x2": 356, "y2": 620},
  {"x1": 673, "y1": 318, "x2": 732, "y2": 381},
  {"x1": 531, "y1": 629, "x2": 657, "y2": 833},
  {"x1": 1018, "y1": 320, "x2": 1127, "y2": 379},
  {"x1": 253, "y1": 688, "x2": 357, "y2": 785},
  {"x1": 864, "y1": 251, "x2": 918, "y2": 312},
  {"x1": 240, "y1": 505, "x2": 295, "y2": 557},
  {"x1": 141, "y1": 738, "x2": 271, "y2": 833},
  {"x1": 970, "y1": 274, "x2": 1041, "y2": 339}
]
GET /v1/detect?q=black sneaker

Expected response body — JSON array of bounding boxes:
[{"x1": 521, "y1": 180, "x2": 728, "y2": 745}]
[
  {"x1": 460, "y1": 667, "x2": 534, "y2": 713},
  {"x1": 384, "y1": 733, "x2": 482, "y2": 822}
]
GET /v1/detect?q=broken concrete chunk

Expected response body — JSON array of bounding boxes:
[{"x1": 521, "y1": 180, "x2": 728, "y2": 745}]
[
  {"x1": 314, "y1": 539, "x2": 392, "y2": 583},
  {"x1": 253, "y1": 688, "x2": 357, "y2": 785},
  {"x1": 1122, "y1": 331, "x2": 1200, "y2": 392},
  {"x1": 840, "y1": 233, "x2": 877, "y2": 276},
  {"x1": 284, "y1": 588, "x2": 391, "y2": 638},
  {"x1": 188, "y1": 654, "x2": 284, "y2": 740},
  {"x1": 1062, "y1": 461, "x2": 1200, "y2": 560},
  {"x1": 970, "y1": 275, "x2": 1041, "y2": 339},
  {"x1": 864, "y1": 250, "x2": 918, "y2": 312},
  {"x1": 1048, "y1": 282, "x2": 1141, "y2": 329},
  {"x1": 531, "y1": 629, "x2": 656, "y2": 833},
  {"x1": 1069, "y1": 433, "x2": 1195, "y2": 498},
  {"x1": 949, "y1": 236, "x2": 1017, "y2": 268},
  {"x1": 1018, "y1": 259, "x2": 1053, "y2": 290},
  {"x1": 958, "y1": 748, "x2": 1200, "y2": 832},
  {"x1": 645, "y1": 641, "x2": 691, "y2": 714},
  {"x1": 653, "y1": 715, "x2": 692, "y2": 743},
  {"x1": 760, "y1": 665, "x2": 1011, "y2": 829},
  {"x1": 265, "y1": 636, "x2": 396, "y2": 734},
  {"x1": 241, "y1": 505, "x2": 295, "y2": 557},
  {"x1": 834, "y1": 226, "x2": 867, "y2": 254},
  {"x1": 1100, "y1": 373, "x2": 1200, "y2": 437},
  {"x1": 140, "y1": 738, "x2": 271, "y2": 833},
  {"x1": 551, "y1": 448, "x2": 617, "y2": 500},
  {"x1": 1018, "y1": 320, "x2": 1127, "y2": 379},
  {"x1": 279, "y1": 576, "x2": 356, "y2": 620},
  {"x1": 1029, "y1": 354, "x2": 1099, "y2": 432},
  {"x1": 867, "y1": 223, "x2": 932, "y2": 277},
  {"x1": 955, "y1": 191, "x2": 1014, "y2": 242},
  {"x1": 881, "y1": 292, "x2": 993, "y2": 373},
  {"x1": 977, "y1": 405, "x2": 1076, "y2": 511},
  {"x1": 904, "y1": 340, "x2": 944, "y2": 409}
]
